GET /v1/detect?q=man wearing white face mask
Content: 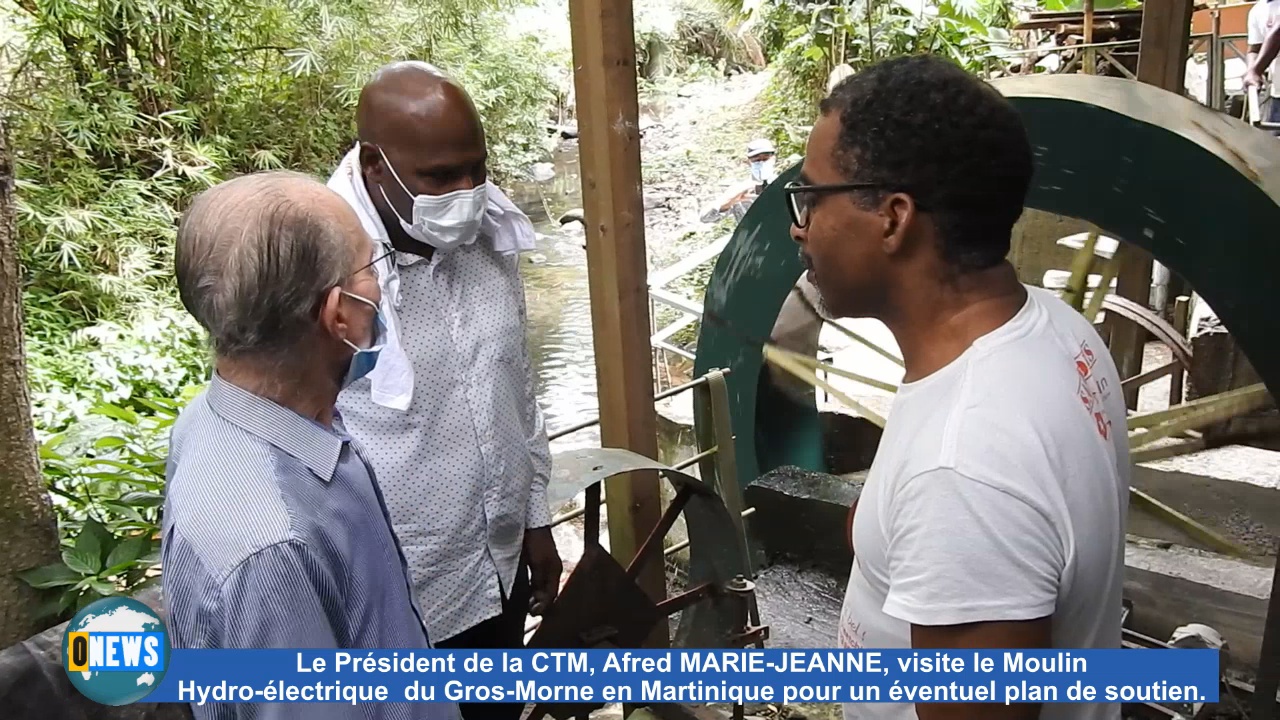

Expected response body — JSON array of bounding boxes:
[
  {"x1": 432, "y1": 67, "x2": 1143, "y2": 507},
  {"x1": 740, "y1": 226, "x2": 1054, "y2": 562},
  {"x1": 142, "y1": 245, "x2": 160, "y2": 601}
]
[{"x1": 326, "y1": 61, "x2": 560, "y2": 720}]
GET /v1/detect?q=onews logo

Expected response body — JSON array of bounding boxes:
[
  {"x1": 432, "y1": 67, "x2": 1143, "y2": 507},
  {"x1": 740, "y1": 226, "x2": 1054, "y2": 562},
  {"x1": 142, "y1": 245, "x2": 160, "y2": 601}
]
[{"x1": 62, "y1": 596, "x2": 171, "y2": 706}]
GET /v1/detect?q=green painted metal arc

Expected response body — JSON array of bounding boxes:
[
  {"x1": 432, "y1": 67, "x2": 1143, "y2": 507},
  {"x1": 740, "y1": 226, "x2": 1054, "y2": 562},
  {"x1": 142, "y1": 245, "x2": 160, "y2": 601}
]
[
  {"x1": 694, "y1": 72, "x2": 1280, "y2": 494},
  {"x1": 693, "y1": 162, "x2": 817, "y2": 491}
]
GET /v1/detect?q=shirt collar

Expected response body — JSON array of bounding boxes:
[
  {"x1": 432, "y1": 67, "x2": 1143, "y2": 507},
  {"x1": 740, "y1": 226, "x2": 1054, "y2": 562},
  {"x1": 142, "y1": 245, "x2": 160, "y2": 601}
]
[{"x1": 206, "y1": 373, "x2": 344, "y2": 483}]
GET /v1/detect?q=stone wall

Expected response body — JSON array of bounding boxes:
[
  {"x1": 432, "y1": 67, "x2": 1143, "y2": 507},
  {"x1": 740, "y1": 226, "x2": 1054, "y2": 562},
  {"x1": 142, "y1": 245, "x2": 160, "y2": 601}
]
[{"x1": 1008, "y1": 209, "x2": 1091, "y2": 287}]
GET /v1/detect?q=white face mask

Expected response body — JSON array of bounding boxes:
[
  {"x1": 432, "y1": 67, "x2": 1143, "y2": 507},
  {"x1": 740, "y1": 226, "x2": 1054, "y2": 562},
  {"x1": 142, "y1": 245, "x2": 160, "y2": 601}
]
[
  {"x1": 750, "y1": 158, "x2": 777, "y2": 184},
  {"x1": 376, "y1": 148, "x2": 488, "y2": 251}
]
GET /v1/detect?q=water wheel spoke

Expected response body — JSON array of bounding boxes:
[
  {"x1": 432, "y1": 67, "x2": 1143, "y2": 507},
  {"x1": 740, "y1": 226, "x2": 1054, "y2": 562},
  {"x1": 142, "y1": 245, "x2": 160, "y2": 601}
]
[
  {"x1": 584, "y1": 483, "x2": 601, "y2": 547},
  {"x1": 1120, "y1": 360, "x2": 1180, "y2": 392},
  {"x1": 819, "y1": 317, "x2": 904, "y2": 367},
  {"x1": 654, "y1": 580, "x2": 715, "y2": 616},
  {"x1": 624, "y1": 484, "x2": 693, "y2": 580},
  {"x1": 762, "y1": 344, "x2": 887, "y2": 427}
]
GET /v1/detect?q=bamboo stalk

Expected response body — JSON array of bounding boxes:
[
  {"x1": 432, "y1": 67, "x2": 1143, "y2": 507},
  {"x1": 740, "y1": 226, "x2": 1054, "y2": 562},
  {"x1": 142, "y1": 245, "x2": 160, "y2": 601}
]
[
  {"x1": 763, "y1": 345, "x2": 887, "y2": 427},
  {"x1": 1130, "y1": 437, "x2": 1206, "y2": 464},
  {"x1": 1082, "y1": 241, "x2": 1127, "y2": 322},
  {"x1": 1129, "y1": 385, "x2": 1273, "y2": 450},
  {"x1": 1127, "y1": 383, "x2": 1270, "y2": 432},
  {"x1": 823, "y1": 320, "x2": 905, "y2": 368},
  {"x1": 765, "y1": 344, "x2": 899, "y2": 393},
  {"x1": 1062, "y1": 230, "x2": 1099, "y2": 311},
  {"x1": 1130, "y1": 488, "x2": 1247, "y2": 558}
]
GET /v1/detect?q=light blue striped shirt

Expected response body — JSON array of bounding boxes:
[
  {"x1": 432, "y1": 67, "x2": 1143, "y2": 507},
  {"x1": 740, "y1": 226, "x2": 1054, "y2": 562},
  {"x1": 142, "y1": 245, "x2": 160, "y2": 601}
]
[{"x1": 161, "y1": 373, "x2": 462, "y2": 720}]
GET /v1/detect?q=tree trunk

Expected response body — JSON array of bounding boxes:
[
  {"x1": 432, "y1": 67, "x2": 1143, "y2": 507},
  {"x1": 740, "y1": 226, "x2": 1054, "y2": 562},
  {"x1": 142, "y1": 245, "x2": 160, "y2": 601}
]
[{"x1": 0, "y1": 115, "x2": 60, "y2": 647}]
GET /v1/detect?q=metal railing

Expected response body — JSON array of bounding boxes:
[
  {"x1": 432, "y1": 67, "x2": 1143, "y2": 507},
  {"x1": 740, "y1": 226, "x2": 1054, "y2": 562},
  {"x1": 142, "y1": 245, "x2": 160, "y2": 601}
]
[{"x1": 646, "y1": 236, "x2": 732, "y2": 394}]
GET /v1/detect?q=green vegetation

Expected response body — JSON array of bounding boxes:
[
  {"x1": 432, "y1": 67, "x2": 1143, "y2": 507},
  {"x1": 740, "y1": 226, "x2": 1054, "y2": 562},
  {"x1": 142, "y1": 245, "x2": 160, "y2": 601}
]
[
  {"x1": 3, "y1": 0, "x2": 1054, "y2": 623},
  {"x1": 2, "y1": 0, "x2": 752, "y2": 623},
  {"x1": 5, "y1": 0, "x2": 560, "y2": 619},
  {"x1": 747, "y1": 0, "x2": 1021, "y2": 155}
]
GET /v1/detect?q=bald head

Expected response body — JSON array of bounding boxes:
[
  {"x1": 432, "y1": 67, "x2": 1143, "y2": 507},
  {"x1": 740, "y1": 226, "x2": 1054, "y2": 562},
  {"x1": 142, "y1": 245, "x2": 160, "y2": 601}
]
[
  {"x1": 175, "y1": 170, "x2": 369, "y2": 359},
  {"x1": 355, "y1": 61, "x2": 489, "y2": 204},
  {"x1": 356, "y1": 61, "x2": 482, "y2": 148}
]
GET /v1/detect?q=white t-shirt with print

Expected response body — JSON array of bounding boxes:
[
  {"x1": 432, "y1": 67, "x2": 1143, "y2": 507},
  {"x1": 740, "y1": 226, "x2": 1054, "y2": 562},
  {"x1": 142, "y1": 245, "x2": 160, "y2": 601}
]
[
  {"x1": 1249, "y1": 0, "x2": 1280, "y2": 98},
  {"x1": 837, "y1": 286, "x2": 1129, "y2": 720}
]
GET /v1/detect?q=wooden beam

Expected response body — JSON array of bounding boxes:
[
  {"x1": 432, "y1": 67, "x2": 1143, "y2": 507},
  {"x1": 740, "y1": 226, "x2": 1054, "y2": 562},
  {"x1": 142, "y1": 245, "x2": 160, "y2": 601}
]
[
  {"x1": 568, "y1": 0, "x2": 668, "y2": 646},
  {"x1": 1107, "y1": 0, "x2": 1195, "y2": 409}
]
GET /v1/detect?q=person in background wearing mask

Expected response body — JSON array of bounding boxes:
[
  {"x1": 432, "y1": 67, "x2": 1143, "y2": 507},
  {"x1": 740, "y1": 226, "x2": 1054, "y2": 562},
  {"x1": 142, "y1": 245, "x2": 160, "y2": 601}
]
[
  {"x1": 747, "y1": 137, "x2": 778, "y2": 193},
  {"x1": 326, "y1": 61, "x2": 560, "y2": 720},
  {"x1": 162, "y1": 171, "x2": 457, "y2": 720},
  {"x1": 700, "y1": 138, "x2": 781, "y2": 223}
]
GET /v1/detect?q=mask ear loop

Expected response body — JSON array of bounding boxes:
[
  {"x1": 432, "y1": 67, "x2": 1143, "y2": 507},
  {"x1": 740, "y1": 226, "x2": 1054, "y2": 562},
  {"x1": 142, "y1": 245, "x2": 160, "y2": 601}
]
[
  {"x1": 376, "y1": 147, "x2": 417, "y2": 200},
  {"x1": 376, "y1": 184, "x2": 414, "y2": 228},
  {"x1": 338, "y1": 290, "x2": 383, "y2": 352}
]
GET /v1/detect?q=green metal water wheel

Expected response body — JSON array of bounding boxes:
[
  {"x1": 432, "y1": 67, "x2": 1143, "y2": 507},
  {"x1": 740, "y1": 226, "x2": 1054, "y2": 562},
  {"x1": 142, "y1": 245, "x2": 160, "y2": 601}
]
[{"x1": 693, "y1": 72, "x2": 1280, "y2": 494}]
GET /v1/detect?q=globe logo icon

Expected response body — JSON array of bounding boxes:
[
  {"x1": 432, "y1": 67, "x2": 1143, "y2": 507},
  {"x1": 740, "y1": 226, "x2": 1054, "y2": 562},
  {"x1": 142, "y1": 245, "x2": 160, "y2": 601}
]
[{"x1": 61, "y1": 596, "x2": 170, "y2": 706}]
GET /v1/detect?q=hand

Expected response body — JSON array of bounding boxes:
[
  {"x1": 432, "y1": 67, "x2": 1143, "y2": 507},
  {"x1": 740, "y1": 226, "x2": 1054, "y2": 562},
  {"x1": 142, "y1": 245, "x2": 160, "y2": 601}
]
[
  {"x1": 523, "y1": 526, "x2": 562, "y2": 616},
  {"x1": 1246, "y1": 69, "x2": 1265, "y2": 89}
]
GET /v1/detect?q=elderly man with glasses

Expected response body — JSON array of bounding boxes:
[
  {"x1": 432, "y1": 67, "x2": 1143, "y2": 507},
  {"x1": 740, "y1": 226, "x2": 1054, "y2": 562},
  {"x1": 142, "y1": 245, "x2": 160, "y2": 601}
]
[{"x1": 161, "y1": 170, "x2": 460, "y2": 720}]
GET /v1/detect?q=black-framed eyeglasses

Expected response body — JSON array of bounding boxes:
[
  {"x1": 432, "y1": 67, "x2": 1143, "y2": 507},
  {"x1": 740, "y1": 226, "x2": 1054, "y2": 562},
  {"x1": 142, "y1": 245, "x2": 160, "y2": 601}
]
[
  {"x1": 351, "y1": 246, "x2": 396, "y2": 278},
  {"x1": 783, "y1": 181, "x2": 888, "y2": 229}
]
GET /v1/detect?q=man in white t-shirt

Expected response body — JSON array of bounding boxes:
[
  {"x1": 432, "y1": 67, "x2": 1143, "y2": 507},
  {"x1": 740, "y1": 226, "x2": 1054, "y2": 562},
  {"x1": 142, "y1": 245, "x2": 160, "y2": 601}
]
[
  {"x1": 785, "y1": 55, "x2": 1130, "y2": 720},
  {"x1": 1248, "y1": 0, "x2": 1280, "y2": 134}
]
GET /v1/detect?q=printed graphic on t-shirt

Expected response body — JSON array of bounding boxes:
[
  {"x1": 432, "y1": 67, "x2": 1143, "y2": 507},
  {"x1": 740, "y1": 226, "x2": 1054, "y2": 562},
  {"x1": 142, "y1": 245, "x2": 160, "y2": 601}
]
[
  {"x1": 1074, "y1": 339, "x2": 1113, "y2": 441},
  {"x1": 838, "y1": 616, "x2": 866, "y2": 649}
]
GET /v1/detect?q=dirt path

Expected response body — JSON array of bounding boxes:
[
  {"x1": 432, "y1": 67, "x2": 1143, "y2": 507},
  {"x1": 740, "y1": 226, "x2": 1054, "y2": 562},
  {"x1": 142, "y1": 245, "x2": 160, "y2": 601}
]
[{"x1": 636, "y1": 69, "x2": 775, "y2": 269}]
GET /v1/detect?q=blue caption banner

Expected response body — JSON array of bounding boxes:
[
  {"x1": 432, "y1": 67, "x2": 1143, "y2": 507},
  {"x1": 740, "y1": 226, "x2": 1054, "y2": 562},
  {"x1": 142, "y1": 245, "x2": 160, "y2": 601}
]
[{"x1": 146, "y1": 649, "x2": 1220, "y2": 707}]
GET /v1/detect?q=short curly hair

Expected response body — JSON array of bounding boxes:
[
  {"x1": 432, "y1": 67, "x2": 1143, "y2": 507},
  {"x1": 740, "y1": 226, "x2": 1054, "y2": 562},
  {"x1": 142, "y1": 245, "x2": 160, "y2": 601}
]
[{"x1": 819, "y1": 54, "x2": 1034, "y2": 274}]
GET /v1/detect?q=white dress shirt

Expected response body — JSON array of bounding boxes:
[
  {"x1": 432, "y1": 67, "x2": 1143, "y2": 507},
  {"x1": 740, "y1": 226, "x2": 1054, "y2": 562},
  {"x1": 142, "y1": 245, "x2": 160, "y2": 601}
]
[{"x1": 327, "y1": 147, "x2": 553, "y2": 643}]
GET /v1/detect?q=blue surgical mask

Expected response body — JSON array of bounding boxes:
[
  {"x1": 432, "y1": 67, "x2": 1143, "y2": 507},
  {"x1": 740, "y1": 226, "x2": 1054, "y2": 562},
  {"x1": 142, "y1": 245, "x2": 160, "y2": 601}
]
[{"x1": 340, "y1": 290, "x2": 386, "y2": 389}]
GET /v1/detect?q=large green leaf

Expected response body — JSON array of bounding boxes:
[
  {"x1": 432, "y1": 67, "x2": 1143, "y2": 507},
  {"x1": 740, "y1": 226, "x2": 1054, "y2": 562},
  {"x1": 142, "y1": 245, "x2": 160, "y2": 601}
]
[
  {"x1": 89, "y1": 402, "x2": 140, "y2": 426},
  {"x1": 62, "y1": 547, "x2": 101, "y2": 576},
  {"x1": 104, "y1": 536, "x2": 151, "y2": 575},
  {"x1": 65, "y1": 519, "x2": 111, "y2": 575},
  {"x1": 18, "y1": 563, "x2": 85, "y2": 589}
]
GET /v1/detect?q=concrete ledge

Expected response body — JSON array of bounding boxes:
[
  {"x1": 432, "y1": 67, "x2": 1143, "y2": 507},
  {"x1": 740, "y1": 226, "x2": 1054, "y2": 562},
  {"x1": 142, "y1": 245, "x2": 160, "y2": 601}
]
[
  {"x1": 743, "y1": 476, "x2": 1274, "y2": 675},
  {"x1": 1124, "y1": 538, "x2": 1271, "y2": 674},
  {"x1": 744, "y1": 467, "x2": 862, "y2": 577},
  {"x1": 1130, "y1": 464, "x2": 1280, "y2": 558}
]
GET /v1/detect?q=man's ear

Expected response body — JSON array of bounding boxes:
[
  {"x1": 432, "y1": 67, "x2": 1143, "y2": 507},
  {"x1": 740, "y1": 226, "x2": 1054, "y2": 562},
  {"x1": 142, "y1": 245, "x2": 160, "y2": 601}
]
[
  {"x1": 880, "y1": 192, "x2": 918, "y2": 257},
  {"x1": 358, "y1": 142, "x2": 383, "y2": 180},
  {"x1": 318, "y1": 286, "x2": 347, "y2": 343}
]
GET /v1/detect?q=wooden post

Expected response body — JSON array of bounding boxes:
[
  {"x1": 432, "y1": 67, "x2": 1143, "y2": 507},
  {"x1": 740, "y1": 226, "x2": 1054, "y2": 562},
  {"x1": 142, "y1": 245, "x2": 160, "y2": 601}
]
[
  {"x1": 1083, "y1": 0, "x2": 1096, "y2": 75},
  {"x1": 1170, "y1": 295, "x2": 1189, "y2": 406},
  {"x1": 1108, "y1": 0, "x2": 1195, "y2": 409},
  {"x1": 568, "y1": 0, "x2": 669, "y2": 646}
]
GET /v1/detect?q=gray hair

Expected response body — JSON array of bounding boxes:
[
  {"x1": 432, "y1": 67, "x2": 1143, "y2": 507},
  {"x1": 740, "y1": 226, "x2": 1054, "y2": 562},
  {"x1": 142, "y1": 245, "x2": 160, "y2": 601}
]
[{"x1": 175, "y1": 170, "x2": 358, "y2": 359}]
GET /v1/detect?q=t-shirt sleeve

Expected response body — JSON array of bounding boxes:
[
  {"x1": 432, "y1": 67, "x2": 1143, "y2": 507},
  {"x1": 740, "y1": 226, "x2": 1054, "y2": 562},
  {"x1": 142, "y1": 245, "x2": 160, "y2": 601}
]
[
  {"x1": 881, "y1": 467, "x2": 1065, "y2": 627},
  {"x1": 1250, "y1": 6, "x2": 1265, "y2": 45}
]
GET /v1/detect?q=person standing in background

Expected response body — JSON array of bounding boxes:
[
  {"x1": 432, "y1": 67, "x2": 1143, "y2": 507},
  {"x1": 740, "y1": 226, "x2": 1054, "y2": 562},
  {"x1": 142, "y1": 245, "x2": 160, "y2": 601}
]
[{"x1": 1246, "y1": 0, "x2": 1280, "y2": 135}]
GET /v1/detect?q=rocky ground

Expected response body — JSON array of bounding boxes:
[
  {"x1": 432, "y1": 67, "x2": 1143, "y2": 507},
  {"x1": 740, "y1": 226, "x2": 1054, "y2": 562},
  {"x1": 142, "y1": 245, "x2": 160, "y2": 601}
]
[{"x1": 635, "y1": 69, "x2": 777, "y2": 269}]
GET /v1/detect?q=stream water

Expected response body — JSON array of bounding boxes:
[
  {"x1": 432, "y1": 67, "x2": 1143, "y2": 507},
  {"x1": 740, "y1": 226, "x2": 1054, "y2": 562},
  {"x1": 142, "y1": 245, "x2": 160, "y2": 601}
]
[{"x1": 503, "y1": 141, "x2": 603, "y2": 453}]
